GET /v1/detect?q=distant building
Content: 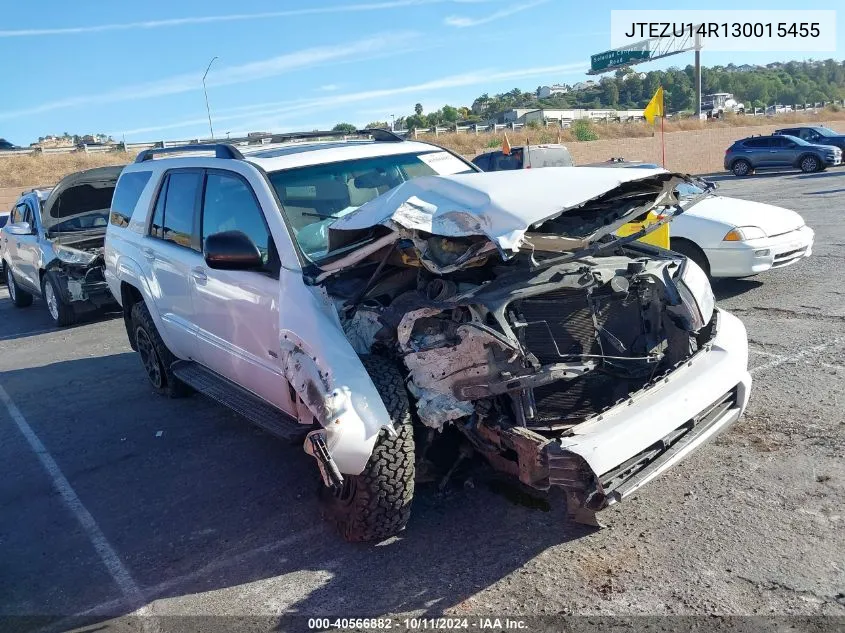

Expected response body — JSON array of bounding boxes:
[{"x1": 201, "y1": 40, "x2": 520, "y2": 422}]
[
  {"x1": 537, "y1": 84, "x2": 569, "y2": 98},
  {"x1": 572, "y1": 80, "x2": 597, "y2": 91},
  {"x1": 502, "y1": 108, "x2": 644, "y2": 126}
]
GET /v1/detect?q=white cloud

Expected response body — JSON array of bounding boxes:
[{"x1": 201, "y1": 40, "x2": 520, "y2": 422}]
[
  {"x1": 318, "y1": 84, "x2": 341, "y2": 92},
  {"x1": 115, "y1": 61, "x2": 588, "y2": 137},
  {"x1": 0, "y1": 0, "x2": 491, "y2": 37},
  {"x1": 0, "y1": 33, "x2": 418, "y2": 121},
  {"x1": 444, "y1": 0, "x2": 548, "y2": 28}
]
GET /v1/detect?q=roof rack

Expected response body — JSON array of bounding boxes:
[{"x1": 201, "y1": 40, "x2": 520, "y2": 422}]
[
  {"x1": 227, "y1": 127, "x2": 405, "y2": 145},
  {"x1": 135, "y1": 144, "x2": 244, "y2": 163},
  {"x1": 133, "y1": 128, "x2": 404, "y2": 164}
]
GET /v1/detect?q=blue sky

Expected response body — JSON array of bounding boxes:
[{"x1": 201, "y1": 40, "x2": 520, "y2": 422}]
[{"x1": 1, "y1": 0, "x2": 842, "y2": 144}]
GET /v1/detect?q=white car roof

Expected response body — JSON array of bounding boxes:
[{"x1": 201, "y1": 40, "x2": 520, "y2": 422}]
[{"x1": 242, "y1": 139, "x2": 452, "y2": 172}]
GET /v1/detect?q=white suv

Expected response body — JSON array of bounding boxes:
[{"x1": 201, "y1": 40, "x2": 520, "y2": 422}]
[{"x1": 105, "y1": 130, "x2": 751, "y2": 541}]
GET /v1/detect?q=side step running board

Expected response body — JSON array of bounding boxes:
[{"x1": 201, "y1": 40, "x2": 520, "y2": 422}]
[{"x1": 171, "y1": 360, "x2": 311, "y2": 441}]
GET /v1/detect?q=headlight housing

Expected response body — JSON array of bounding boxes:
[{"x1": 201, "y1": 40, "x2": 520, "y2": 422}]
[
  {"x1": 723, "y1": 226, "x2": 766, "y2": 241},
  {"x1": 53, "y1": 244, "x2": 97, "y2": 266},
  {"x1": 673, "y1": 259, "x2": 715, "y2": 331}
]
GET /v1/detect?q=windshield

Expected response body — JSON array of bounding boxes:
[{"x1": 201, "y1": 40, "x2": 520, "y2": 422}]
[
  {"x1": 675, "y1": 182, "x2": 707, "y2": 199},
  {"x1": 268, "y1": 150, "x2": 474, "y2": 260}
]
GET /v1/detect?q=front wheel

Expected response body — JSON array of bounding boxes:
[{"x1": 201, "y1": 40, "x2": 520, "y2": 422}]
[
  {"x1": 42, "y1": 272, "x2": 76, "y2": 327},
  {"x1": 799, "y1": 155, "x2": 821, "y2": 173},
  {"x1": 5, "y1": 265, "x2": 33, "y2": 308},
  {"x1": 320, "y1": 355, "x2": 415, "y2": 542}
]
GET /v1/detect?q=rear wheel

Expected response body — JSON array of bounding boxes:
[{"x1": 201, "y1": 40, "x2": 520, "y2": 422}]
[
  {"x1": 799, "y1": 154, "x2": 821, "y2": 173},
  {"x1": 130, "y1": 301, "x2": 192, "y2": 398},
  {"x1": 731, "y1": 159, "x2": 752, "y2": 177},
  {"x1": 320, "y1": 355, "x2": 415, "y2": 542},
  {"x1": 5, "y1": 265, "x2": 33, "y2": 308},
  {"x1": 671, "y1": 238, "x2": 711, "y2": 278},
  {"x1": 42, "y1": 272, "x2": 76, "y2": 327}
]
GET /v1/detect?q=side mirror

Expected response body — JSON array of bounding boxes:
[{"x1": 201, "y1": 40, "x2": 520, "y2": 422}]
[
  {"x1": 204, "y1": 230, "x2": 263, "y2": 271},
  {"x1": 6, "y1": 221, "x2": 33, "y2": 236}
]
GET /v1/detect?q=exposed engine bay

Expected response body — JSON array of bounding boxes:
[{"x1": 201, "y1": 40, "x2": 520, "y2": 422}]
[{"x1": 316, "y1": 168, "x2": 717, "y2": 514}]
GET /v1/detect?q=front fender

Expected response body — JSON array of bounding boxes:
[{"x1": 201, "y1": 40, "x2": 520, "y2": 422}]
[{"x1": 278, "y1": 268, "x2": 393, "y2": 475}]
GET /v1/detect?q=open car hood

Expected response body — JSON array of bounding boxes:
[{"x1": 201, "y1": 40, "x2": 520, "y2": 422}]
[
  {"x1": 328, "y1": 167, "x2": 689, "y2": 259},
  {"x1": 41, "y1": 165, "x2": 123, "y2": 234}
]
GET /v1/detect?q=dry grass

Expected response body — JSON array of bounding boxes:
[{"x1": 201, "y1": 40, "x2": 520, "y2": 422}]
[
  {"x1": 0, "y1": 151, "x2": 136, "y2": 188},
  {"x1": 425, "y1": 108, "x2": 845, "y2": 156}
]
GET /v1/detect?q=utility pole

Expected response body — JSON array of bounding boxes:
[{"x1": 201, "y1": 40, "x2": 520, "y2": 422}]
[
  {"x1": 202, "y1": 56, "x2": 219, "y2": 140},
  {"x1": 390, "y1": 114, "x2": 395, "y2": 131},
  {"x1": 694, "y1": 31, "x2": 702, "y2": 118}
]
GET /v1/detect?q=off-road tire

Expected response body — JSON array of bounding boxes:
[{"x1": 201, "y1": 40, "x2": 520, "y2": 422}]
[
  {"x1": 731, "y1": 159, "x2": 752, "y2": 177},
  {"x1": 130, "y1": 301, "x2": 192, "y2": 398},
  {"x1": 42, "y1": 272, "x2": 76, "y2": 327},
  {"x1": 799, "y1": 154, "x2": 821, "y2": 173},
  {"x1": 5, "y1": 264, "x2": 33, "y2": 308},
  {"x1": 671, "y1": 238, "x2": 711, "y2": 278},
  {"x1": 320, "y1": 355, "x2": 415, "y2": 542}
]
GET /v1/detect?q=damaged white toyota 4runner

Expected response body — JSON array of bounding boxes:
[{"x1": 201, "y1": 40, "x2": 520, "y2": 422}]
[{"x1": 105, "y1": 131, "x2": 751, "y2": 542}]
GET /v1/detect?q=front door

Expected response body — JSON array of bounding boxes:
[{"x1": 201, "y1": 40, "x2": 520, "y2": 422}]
[{"x1": 190, "y1": 169, "x2": 294, "y2": 414}]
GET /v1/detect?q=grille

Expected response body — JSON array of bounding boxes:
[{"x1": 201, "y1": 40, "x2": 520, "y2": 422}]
[
  {"x1": 773, "y1": 247, "x2": 806, "y2": 264},
  {"x1": 510, "y1": 289, "x2": 646, "y2": 427}
]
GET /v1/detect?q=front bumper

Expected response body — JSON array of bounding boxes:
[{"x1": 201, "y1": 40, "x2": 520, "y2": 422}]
[
  {"x1": 704, "y1": 225, "x2": 814, "y2": 278},
  {"x1": 550, "y1": 309, "x2": 751, "y2": 509}
]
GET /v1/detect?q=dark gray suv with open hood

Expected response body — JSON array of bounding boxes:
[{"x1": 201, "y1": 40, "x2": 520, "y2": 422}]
[{"x1": 3, "y1": 165, "x2": 123, "y2": 326}]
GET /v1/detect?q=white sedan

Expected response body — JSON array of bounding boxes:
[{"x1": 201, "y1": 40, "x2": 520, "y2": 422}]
[{"x1": 668, "y1": 182, "x2": 814, "y2": 278}]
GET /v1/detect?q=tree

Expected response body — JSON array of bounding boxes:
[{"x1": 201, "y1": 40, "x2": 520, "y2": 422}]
[
  {"x1": 365, "y1": 121, "x2": 389, "y2": 129},
  {"x1": 441, "y1": 105, "x2": 459, "y2": 122},
  {"x1": 332, "y1": 123, "x2": 357, "y2": 134},
  {"x1": 414, "y1": 103, "x2": 423, "y2": 115},
  {"x1": 600, "y1": 78, "x2": 619, "y2": 107}
]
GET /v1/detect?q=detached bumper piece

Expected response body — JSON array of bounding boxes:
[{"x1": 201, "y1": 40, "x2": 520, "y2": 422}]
[{"x1": 56, "y1": 265, "x2": 116, "y2": 311}]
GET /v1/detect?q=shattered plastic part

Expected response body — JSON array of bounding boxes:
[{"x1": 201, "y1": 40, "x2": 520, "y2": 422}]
[{"x1": 406, "y1": 382, "x2": 475, "y2": 430}]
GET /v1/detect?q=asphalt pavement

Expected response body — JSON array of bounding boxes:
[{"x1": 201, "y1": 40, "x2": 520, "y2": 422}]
[{"x1": 1, "y1": 169, "x2": 843, "y2": 633}]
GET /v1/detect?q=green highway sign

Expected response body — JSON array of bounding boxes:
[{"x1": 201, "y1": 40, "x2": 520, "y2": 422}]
[{"x1": 590, "y1": 48, "x2": 650, "y2": 73}]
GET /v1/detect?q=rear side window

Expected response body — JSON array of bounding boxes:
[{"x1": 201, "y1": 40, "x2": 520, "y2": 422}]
[
  {"x1": 472, "y1": 153, "x2": 492, "y2": 171},
  {"x1": 149, "y1": 171, "x2": 201, "y2": 250},
  {"x1": 742, "y1": 138, "x2": 772, "y2": 149},
  {"x1": 110, "y1": 171, "x2": 152, "y2": 228},
  {"x1": 491, "y1": 149, "x2": 524, "y2": 170}
]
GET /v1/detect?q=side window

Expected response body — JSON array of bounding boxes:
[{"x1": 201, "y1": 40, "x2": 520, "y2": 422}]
[
  {"x1": 150, "y1": 177, "x2": 167, "y2": 239},
  {"x1": 491, "y1": 149, "x2": 524, "y2": 170},
  {"x1": 21, "y1": 204, "x2": 34, "y2": 226},
  {"x1": 743, "y1": 138, "x2": 771, "y2": 149},
  {"x1": 201, "y1": 172, "x2": 271, "y2": 264},
  {"x1": 111, "y1": 171, "x2": 152, "y2": 228},
  {"x1": 472, "y1": 154, "x2": 491, "y2": 171},
  {"x1": 10, "y1": 203, "x2": 24, "y2": 224},
  {"x1": 149, "y1": 171, "x2": 201, "y2": 249}
]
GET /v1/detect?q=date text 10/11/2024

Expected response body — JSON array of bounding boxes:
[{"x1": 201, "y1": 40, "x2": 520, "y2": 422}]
[{"x1": 307, "y1": 617, "x2": 529, "y2": 630}]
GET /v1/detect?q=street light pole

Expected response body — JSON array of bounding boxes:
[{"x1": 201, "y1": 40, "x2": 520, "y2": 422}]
[
  {"x1": 202, "y1": 56, "x2": 219, "y2": 140},
  {"x1": 390, "y1": 114, "x2": 395, "y2": 131}
]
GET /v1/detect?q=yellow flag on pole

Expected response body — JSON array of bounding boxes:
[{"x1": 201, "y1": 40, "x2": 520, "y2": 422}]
[{"x1": 643, "y1": 86, "x2": 664, "y2": 124}]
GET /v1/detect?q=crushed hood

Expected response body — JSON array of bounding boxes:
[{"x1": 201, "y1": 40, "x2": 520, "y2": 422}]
[{"x1": 329, "y1": 167, "x2": 687, "y2": 254}]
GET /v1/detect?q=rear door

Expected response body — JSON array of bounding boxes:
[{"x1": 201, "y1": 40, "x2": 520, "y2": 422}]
[
  {"x1": 4, "y1": 203, "x2": 25, "y2": 283},
  {"x1": 742, "y1": 137, "x2": 776, "y2": 167},
  {"x1": 190, "y1": 169, "x2": 293, "y2": 413},
  {"x1": 143, "y1": 170, "x2": 204, "y2": 360}
]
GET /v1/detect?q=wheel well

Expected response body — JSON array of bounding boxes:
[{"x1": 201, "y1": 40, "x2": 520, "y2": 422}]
[
  {"x1": 120, "y1": 282, "x2": 144, "y2": 350},
  {"x1": 670, "y1": 237, "x2": 711, "y2": 275},
  {"x1": 795, "y1": 152, "x2": 819, "y2": 166}
]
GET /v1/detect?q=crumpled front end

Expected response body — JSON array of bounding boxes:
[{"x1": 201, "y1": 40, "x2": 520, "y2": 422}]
[{"x1": 316, "y1": 168, "x2": 749, "y2": 520}]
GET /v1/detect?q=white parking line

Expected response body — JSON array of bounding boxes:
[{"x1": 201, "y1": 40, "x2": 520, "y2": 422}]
[
  {"x1": 0, "y1": 383, "x2": 147, "y2": 613},
  {"x1": 750, "y1": 337, "x2": 844, "y2": 375}
]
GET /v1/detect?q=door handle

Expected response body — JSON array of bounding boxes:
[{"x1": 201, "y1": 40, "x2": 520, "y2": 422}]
[
  {"x1": 141, "y1": 247, "x2": 155, "y2": 260},
  {"x1": 191, "y1": 267, "x2": 208, "y2": 282}
]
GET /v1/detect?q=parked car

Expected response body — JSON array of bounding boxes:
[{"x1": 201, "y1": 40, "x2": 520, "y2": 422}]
[
  {"x1": 581, "y1": 162, "x2": 815, "y2": 278},
  {"x1": 2, "y1": 166, "x2": 122, "y2": 326},
  {"x1": 724, "y1": 134, "x2": 841, "y2": 176},
  {"x1": 472, "y1": 144, "x2": 573, "y2": 171},
  {"x1": 668, "y1": 180, "x2": 814, "y2": 278},
  {"x1": 0, "y1": 211, "x2": 8, "y2": 284},
  {"x1": 105, "y1": 130, "x2": 750, "y2": 541},
  {"x1": 774, "y1": 126, "x2": 845, "y2": 153}
]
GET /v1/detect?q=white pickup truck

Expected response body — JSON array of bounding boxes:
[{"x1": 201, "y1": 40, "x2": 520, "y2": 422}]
[{"x1": 104, "y1": 129, "x2": 751, "y2": 541}]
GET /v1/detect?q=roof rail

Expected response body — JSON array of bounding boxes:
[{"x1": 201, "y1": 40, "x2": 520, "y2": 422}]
[
  {"x1": 134, "y1": 144, "x2": 244, "y2": 163},
  {"x1": 226, "y1": 128, "x2": 404, "y2": 145}
]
